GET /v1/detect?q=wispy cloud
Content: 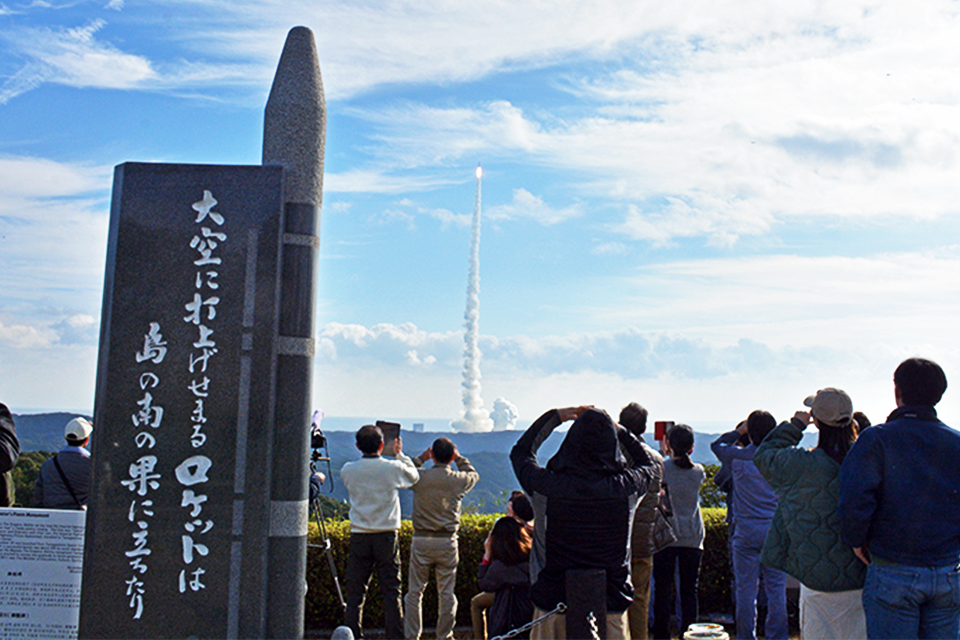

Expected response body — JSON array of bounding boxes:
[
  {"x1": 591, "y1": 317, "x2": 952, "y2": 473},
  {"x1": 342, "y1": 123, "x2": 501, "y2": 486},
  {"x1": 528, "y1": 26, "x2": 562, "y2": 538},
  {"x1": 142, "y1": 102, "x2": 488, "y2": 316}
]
[
  {"x1": 0, "y1": 320, "x2": 57, "y2": 349},
  {"x1": 324, "y1": 169, "x2": 460, "y2": 194},
  {"x1": 486, "y1": 189, "x2": 584, "y2": 226},
  {"x1": 0, "y1": 156, "x2": 109, "y2": 199},
  {"x1": 1, "y1": 20, "x2": 156, "y2": 103},
  {"x1": 0, "y1": 156, "x2": 109, "y2": 354}
]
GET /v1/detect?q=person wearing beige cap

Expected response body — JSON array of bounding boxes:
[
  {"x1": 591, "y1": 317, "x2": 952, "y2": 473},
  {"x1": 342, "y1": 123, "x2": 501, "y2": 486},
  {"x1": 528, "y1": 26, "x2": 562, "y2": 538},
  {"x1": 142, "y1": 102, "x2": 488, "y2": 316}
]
[
  {"x1": 34, "y1": 416, "x2": 93, "y2": 509},
  {"x1": 754, "y1": 388, "x2": 865, "y2": 640}
]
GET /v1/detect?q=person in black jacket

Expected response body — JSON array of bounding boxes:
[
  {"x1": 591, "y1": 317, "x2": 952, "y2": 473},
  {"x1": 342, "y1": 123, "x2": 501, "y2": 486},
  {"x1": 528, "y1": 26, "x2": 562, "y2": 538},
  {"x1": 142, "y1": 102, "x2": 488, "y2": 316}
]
[
  {"x1": 511, "y1": 406, "x2": 656, "y2": 639},
  {"x1": 0, "y1": 402, "x2": 21, "y2": 506}
]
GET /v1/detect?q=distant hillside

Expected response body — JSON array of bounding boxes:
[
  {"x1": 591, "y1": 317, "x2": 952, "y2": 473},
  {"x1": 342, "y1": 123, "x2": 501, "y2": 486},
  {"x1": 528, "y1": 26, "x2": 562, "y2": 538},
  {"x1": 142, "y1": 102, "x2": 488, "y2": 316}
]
[
  {"x1": 12, "y1": 413, "x2": 817, "y2": 515},
  {"x1": 11, "y1": 412, "x2": 89, "y2": 452}
]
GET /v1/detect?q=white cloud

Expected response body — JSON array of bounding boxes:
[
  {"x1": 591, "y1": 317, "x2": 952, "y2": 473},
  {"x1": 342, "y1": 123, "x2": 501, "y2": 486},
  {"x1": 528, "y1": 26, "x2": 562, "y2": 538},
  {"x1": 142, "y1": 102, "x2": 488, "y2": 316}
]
[
  {"x1": 486, "y1": 189, "x2": 584, "y2": 226},
  {"x1": 0, "y1": 156, "x2": 109, "y2": 363},
  {"x1": 1, "y1": 20, "x2": 156, "y2": 103},
  {"x1": 312, "y1": 317, "x2": 960, "y2": 426},
  {"x1": 317, "y1": 322, "x2": 462, "y2": 366},
  {"x1": 307, "y1": 1, "x2": 960, "y2": 241},
  {"x1": 312, "y1": 247, "x2": 960, "y2": 424},
  {"x1": 324, "y1": 169, "x2": 457, "y2": 194},
  {"x1": 0, "y1": 156, "x2": 109, "y2": 199},
  {"x1": 422, "y1": 207, "x2": 470, "y2": 229},
  {"x1": 0, "y1": 321, "x2": 57, "y2": 348},
  {"x1": 346, "y1": 101, "x2": 541, "y2": 167},
  {"x1": 52, "y1": 314, "x2": 99, "y2": 345},
  {"x1": 371, "y1": 208, "x2": 415, "y2": 228}
]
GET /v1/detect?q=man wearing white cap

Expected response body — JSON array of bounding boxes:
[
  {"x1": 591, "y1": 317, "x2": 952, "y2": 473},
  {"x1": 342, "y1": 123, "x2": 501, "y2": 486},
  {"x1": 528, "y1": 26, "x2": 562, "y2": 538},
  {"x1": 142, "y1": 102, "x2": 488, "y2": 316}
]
[{"x1": 35, "y1": 417, "x2": 93, "y2": 509}]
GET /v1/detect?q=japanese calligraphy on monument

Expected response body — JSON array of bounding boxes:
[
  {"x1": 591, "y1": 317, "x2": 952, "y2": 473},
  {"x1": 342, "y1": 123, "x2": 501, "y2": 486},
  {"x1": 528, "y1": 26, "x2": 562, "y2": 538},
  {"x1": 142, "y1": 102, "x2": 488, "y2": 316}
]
[{"x1": 80, "y1": 163, "x2": 284, "y2": 639}]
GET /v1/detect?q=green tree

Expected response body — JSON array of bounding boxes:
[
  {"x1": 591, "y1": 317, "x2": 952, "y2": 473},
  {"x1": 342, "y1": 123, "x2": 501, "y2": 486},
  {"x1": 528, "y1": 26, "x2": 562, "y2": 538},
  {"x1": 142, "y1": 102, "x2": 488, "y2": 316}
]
[
  {"x1": 699, "y1": 463, "x2": 727, "y2": 509},
  {"x1": 12, "y1": 451, "x2": 55, "y2": 507},
  {"x1": 310, "y1": 493, "x2": 350, "y2": 520}
]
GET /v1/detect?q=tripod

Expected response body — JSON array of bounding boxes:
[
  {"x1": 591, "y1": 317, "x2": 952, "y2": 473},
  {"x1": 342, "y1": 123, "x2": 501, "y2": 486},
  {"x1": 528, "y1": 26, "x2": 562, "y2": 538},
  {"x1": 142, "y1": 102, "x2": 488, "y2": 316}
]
[{"x1": 308, "y1": 451, "x2": 346, "y2": 612}]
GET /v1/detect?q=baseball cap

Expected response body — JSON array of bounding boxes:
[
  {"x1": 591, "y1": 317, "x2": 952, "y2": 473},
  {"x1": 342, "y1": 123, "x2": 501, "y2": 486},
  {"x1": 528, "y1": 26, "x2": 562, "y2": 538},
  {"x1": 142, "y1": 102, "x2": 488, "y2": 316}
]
[
  {"x1": 803, "y1": 388, "x2": 853, "y2": 427},
  {"x1": 64, "y1": 417, "x2": 93, "y2": 442}
]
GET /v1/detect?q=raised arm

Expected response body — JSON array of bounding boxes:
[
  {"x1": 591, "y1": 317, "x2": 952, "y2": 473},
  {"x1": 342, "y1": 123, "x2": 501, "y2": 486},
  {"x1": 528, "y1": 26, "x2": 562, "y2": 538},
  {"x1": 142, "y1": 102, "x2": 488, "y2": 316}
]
[
  {"x1": 452, "y1": 448, "x2": 480, "y2": 493},
  {"x1": 511, "y1": 407, "x2": 591, "y2": 495},
  {"x1": 754, "y1": 417, "x2": 807, "y2": 491},
  {"x1": 711, "y1": 428, "x2": 753, "y2": 463},
  {"x1": 617, "y1": 426, "x2": 653, "y2": 469}
]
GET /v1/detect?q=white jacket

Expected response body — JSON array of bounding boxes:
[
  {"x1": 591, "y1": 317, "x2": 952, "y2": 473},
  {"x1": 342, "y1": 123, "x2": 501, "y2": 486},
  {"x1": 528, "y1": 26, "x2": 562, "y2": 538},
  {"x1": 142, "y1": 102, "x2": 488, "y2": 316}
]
[{"x1": 340, "y1": 453, "x2": 419, "y2": 533}]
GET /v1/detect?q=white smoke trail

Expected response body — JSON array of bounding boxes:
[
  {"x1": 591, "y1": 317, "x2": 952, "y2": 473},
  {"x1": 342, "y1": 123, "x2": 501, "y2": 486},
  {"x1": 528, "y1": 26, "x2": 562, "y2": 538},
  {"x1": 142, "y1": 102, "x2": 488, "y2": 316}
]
[{"x1": 450, "y1": 165, "x2": 494, "y2": 433}]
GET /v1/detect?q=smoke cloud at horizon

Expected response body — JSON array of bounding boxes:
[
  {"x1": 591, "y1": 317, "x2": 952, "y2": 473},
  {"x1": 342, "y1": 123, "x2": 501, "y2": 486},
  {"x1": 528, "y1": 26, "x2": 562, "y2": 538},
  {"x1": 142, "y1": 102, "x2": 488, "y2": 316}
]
[{"x1": 491, "y1": 397, "x2": 519, "y2": 431}]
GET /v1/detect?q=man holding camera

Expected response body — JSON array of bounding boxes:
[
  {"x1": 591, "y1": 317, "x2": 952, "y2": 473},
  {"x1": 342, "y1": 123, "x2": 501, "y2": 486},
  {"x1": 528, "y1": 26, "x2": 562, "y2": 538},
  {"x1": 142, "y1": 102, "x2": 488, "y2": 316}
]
[
  {"x1": 341, "y1": 424, "x2": 420, "y2": 639},
  {"x1": 840, "y1": 358, "x2": 960, "y2": 639},
  {"x1": 404, "y1": 437, "x2": 479, "y2": 640}
]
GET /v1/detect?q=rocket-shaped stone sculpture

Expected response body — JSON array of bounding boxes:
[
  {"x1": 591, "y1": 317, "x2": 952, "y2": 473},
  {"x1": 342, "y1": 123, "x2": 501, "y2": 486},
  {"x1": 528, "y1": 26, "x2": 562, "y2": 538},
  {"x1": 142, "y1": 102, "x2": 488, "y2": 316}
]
[
  {"x1": 262, "y1": 26, "x2": 325, "y2": 640},
  {"x1": 77, "y1": 23, "x2": 324, "y2": 640}
]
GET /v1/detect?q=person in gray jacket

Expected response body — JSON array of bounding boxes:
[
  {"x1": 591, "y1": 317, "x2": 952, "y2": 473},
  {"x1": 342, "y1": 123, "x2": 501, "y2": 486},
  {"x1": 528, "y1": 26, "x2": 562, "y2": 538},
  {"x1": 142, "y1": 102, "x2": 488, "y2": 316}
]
[
  {"x1": 35, "y1": 417, "x2": 93, "y2": 509},
  {"x1": 652, "y1": 424, "x2": 705, "y2": 640}
]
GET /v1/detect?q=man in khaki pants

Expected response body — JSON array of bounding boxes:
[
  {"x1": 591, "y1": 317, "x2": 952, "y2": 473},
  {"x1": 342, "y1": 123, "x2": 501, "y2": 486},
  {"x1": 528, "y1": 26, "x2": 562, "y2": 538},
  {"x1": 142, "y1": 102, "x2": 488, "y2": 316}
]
[{"x1": 404, "y1": 438, "x2": 479, "y2": 640}]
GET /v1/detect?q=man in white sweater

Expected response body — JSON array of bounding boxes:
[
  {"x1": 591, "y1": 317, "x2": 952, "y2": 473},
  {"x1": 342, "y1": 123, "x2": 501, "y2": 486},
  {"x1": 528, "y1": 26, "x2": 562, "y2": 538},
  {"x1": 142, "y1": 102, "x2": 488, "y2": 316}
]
[{"x1": 341, "y1": 424, "x2": 420, "y2": 639}]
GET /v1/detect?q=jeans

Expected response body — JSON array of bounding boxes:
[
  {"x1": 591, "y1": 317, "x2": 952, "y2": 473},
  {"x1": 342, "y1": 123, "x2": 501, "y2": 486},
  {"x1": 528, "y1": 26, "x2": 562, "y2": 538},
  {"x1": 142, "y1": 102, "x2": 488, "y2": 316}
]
[
  {"x1": 862, "y1": 561, "x2": 960, "y2": 639},
  {"x1": 344, "y1": 531, "x2": 404, "y2": 639},
  {"x1": 731, "y1": 520, "x2": 787, "y2": 640},
  {"x1": 652, "y1": 546, "x2": 702, "y2": 639}
]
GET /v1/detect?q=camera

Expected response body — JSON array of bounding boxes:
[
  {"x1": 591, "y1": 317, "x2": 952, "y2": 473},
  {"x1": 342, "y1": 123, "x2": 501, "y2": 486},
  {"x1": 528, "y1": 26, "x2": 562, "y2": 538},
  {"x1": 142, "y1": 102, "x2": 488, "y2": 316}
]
[{"x1": 311, "y1": 428, "x2": 326, "y2": 454}]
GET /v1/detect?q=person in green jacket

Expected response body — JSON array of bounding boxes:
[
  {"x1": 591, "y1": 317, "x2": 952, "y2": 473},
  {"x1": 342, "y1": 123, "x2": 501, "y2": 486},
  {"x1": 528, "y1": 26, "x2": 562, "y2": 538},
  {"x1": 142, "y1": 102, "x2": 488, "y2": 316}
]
[{"x1": 754, "y1": 388, "x2": 866, "y2": 640}]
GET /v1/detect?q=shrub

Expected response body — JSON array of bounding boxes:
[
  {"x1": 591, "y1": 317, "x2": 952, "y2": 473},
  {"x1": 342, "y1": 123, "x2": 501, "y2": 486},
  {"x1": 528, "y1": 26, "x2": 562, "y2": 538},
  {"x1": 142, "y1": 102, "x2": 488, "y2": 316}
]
[
  {"x1": 11, "y1": 451, "x2": 54, "y2": 507},
  {"x1": 700, "y1": 464, "x2": 727, "y2": 509},
  {"x1": 305, "y1": 509, "x2": 732, "y2": 633}
]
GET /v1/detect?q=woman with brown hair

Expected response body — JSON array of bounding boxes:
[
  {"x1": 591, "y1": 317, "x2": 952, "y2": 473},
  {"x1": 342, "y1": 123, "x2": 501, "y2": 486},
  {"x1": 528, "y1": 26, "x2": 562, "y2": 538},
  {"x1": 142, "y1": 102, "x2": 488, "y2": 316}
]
[{"x1": 477, "y1": 517, "x2": 534, "y2": 639}]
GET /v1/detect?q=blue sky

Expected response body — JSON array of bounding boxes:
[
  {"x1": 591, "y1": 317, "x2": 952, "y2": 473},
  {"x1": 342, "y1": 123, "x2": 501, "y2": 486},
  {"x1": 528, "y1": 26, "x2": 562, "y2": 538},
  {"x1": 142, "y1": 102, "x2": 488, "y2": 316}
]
[{"x1": 2, "y1": 0, "x2": 960, "y2": 431}]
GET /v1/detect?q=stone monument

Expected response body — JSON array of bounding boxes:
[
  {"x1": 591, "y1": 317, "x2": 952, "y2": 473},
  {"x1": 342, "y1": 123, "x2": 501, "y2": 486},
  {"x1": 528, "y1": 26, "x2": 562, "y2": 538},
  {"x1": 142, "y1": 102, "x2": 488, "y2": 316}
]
[{"x1": 78, "y1": 26, "x2": 324, "y2": 640}]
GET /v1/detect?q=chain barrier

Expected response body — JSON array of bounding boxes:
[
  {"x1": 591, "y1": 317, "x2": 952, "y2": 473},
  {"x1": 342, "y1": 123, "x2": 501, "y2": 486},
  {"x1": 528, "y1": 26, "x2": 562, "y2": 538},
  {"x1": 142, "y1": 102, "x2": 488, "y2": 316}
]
[
  {"x1": 491, "y1": 603, "x2": 567, "y2": 640},
  {"x1": 586, "y1": 611, "x2": 601, "y2": 640}
]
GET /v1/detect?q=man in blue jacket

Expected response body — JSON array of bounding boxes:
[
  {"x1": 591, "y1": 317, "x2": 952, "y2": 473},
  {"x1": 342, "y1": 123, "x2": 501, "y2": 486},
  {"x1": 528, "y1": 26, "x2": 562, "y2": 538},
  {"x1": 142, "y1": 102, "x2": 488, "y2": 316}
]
[
  {"x1": 840, "y1": 358, "x2": 960, "y2": 639},
  {"x1": 711, "y1": 411, "x2": 787, "y2": 640}
]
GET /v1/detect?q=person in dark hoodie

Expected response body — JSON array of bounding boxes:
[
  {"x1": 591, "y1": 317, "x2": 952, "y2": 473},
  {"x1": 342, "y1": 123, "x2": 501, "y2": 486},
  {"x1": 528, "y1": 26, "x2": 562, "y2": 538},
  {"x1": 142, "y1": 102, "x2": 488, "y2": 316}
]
[{"x1": 511, "y1": 406, "x2": 656, "y2": 639}]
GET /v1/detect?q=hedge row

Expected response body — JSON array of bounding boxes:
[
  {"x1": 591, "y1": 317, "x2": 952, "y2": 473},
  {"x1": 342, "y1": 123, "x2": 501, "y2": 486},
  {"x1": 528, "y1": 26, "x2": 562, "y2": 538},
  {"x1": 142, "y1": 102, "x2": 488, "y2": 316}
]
[{"x1": 305, "y1": 508, "x2": 731, "y2": 633}]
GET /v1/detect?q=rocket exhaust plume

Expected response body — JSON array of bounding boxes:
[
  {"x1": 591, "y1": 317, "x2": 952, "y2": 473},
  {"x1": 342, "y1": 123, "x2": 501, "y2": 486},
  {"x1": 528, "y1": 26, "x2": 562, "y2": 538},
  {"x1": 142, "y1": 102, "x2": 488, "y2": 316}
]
[{"x1": 451, "y1": 164, "x2": 494, "y2": 433}]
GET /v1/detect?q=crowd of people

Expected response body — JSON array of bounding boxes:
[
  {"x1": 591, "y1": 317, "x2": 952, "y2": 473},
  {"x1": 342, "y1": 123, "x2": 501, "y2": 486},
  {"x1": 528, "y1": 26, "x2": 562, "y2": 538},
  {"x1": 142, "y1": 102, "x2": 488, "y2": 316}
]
[
  {"x1": 4, "y1": 354, "x2": 954, "y2": 640},
  {"x1": 336, "y1": 356, "x2": 960, "y2": 640}
]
